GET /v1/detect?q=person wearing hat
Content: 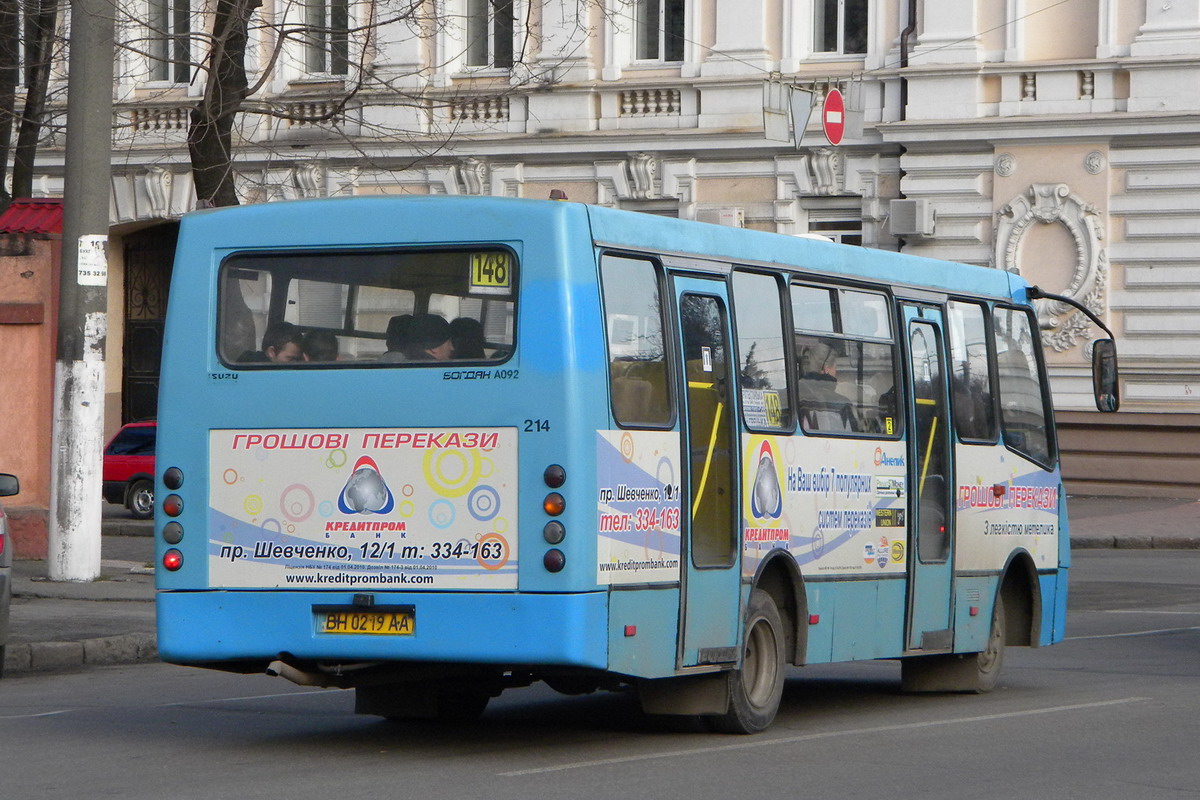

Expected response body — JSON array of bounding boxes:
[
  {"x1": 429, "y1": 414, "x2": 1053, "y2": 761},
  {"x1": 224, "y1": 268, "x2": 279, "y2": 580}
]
[
  {"x1": 403, "y1": 314, "x2": 454, "y2": 360},
  {"x1": 796, "y1": 338, "x2": 857, "y2": 432}
]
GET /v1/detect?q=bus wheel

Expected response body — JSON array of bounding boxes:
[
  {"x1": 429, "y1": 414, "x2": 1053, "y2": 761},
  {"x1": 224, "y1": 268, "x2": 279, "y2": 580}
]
[
  {"x1": 901, "y1": 599, "x2": 1006, "y2": 693},
  {"x1": 975, "y1": 598, "x2": 1006, "y2": 692},
  {"x1": 706, "y1": 588, "x2": 785, "y2": 734},
  {"x1": 127, "y1": 479, "x2": 154, "y2": 520}
]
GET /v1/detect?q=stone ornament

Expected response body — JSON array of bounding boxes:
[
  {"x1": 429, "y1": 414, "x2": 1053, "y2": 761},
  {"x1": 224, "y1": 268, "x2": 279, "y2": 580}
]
[
  {"x1": 628, "y1": 153, "x2": 659, "y2": 200},
  {"x1": 995, "y1": 183, "x2": 1108, "y2": 353},
  {"x1": 291, "y1": 162, "x2": 327, "y2": 198},
  {"x1": 458, "y1": 157, "x2": 489, "y2": 195},
  {"x1": 142, "y1": 166, "x2": 173, "y2": 218}
]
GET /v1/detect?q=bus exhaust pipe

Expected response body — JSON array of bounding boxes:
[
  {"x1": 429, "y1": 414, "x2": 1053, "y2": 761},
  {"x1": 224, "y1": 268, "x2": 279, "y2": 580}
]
[{"x1": 267, "y1": 660, "x2": 335, "y2": 688}]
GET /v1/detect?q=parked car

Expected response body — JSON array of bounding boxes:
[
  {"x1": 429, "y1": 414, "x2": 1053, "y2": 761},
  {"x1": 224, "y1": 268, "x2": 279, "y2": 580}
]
[
  {"x1": 0, "y1": 472, "x2": 19, "y2": 678},
  {"x1": 102, "y1": 420, "x2": 156, "y2": 520}
]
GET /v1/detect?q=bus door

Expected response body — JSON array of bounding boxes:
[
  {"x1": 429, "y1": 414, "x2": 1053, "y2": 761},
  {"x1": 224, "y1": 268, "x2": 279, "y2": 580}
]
[
  {"x1": 672, "y1": 277, "x2": 742, "y2": 668},
  {"x1": 901, "y1": 304, "x2": 955, "y2": 651}
]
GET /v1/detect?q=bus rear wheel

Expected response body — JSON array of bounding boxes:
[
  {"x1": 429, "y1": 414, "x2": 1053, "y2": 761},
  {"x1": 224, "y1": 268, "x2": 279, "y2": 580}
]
[
  {"x1": 706, "y1": 588, "x2": 785, "y2": 734},
  {"x1": 901, "y1": 599, "x2": 1006, "y2": 693}
]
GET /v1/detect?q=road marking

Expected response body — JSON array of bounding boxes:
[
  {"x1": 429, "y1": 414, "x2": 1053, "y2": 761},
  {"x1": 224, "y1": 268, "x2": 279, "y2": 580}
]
[
  {"x1": 158, "y1": 688, "x2": 343, "y2": 708},
  {"x1": 0, "y1": 689, "x2": 342, "y2": 721},
  {"x1": 500, "y1": 697, "x2": 1148, "y2": 777},
  {"x1": 0, "y1": 710, "x2": 75, "y2": 720},
  {"x1": 1067, "y1": 625, "x2": 1200, "y2": 641},
  {"x1": 1105, "y1": 610, "x2": 1200, "y2": 616}
]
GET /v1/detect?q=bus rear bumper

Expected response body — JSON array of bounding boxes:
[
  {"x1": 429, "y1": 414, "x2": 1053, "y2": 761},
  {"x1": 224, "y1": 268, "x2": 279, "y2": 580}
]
[{"x1": 157, "y1": 590, "x2": 609, "y2": 670}]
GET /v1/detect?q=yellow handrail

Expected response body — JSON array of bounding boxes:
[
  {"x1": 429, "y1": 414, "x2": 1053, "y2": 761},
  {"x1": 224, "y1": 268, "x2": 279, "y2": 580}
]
[{"x1": 691, "y1": 400, "x2": 724, "y2": 519}]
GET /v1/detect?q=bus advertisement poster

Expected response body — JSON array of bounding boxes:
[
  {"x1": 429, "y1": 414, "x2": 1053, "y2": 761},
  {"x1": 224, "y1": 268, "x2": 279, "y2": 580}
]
[
  {"x1": 741, "y1": 433, "x2": 910, "y2": 578},
  {"x1": 206, "y1": 427, "x2": 518, "y2": 589},
  {"x1": 596, "y1": 430, "x2": 683, "y2": 585}
]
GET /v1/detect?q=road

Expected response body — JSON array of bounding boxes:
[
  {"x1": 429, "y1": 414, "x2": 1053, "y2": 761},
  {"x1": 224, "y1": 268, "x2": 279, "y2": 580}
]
[{"x1": 1, "y1": 550, "x2": 1197, "y2": 800}]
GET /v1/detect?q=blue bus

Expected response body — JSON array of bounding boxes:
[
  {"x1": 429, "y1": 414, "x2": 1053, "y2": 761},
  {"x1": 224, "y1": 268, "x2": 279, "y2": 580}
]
[{"x1": 155, "y1": 195, "x2": 1118, "y2": 733}]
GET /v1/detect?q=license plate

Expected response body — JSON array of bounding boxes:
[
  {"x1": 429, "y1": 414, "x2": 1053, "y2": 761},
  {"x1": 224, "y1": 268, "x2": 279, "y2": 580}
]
[{"x1": 317, "y1": 609, "x2": 415, "y2": 636}]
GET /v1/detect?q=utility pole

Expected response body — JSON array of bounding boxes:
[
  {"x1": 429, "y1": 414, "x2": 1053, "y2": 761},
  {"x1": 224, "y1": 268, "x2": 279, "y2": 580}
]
[{"x1": 49, "y1": 0, "x2": 115, "y2": 581}]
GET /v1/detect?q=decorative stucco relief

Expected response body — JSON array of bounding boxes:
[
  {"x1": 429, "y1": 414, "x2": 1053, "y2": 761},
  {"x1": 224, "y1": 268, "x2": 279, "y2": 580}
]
[
  {"x1": 291, "y1": 162, "x2": 327, "y2": 198},
  {"x1": 143, "y1": 166, "x2": 174, "y2": 218},
  {"x1": 628, "y1": 152, "x2": 659, "y2": 199},
  {"x1": 995, "y1": 182, "x2": 1108, "y2": 353},
  {"x1": 458, "y1": 157, "x2": 489, "y2": 195},
  {"x1": 808, "y1": 149, "x2": 843, "y2": 196}
]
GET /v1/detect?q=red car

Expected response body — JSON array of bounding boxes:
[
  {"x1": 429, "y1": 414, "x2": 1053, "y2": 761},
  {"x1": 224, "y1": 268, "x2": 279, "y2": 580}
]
[{"x1": 102, "y1": 420, "x2": 156, "y2": 519}]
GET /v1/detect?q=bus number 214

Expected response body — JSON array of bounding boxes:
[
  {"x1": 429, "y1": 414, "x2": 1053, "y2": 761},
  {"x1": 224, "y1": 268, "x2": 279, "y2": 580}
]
[{"x1": 524, "y1": 419, "x2": 550, "y2": 432}]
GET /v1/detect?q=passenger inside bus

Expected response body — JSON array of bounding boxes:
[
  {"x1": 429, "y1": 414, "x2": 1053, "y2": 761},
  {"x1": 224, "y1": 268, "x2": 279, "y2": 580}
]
[
  {"x1": 240, "y1": 321, "x2": 305, "y2": 363},
  {"x1": 796, "y1": 339, "x2": 858, "y2": 432},
  {"x1": 302, "y1": 330, "x2": 340, "y2": 362},
  {"x1": 378, "y1": 314, "x2": 413, "y2": 362},
  {"x1": 450, "y1": 317, "x2": 486, "y2": 359},
  {"x1": 403, "y1": 314, "x2": 454, "y2": 360}
]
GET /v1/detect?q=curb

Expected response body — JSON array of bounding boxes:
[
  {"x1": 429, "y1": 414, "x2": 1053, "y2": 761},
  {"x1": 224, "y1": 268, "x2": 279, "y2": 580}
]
[
  {"x1": 3, "y1": 633, "x2": 158, "y2": 676},
  {"x1": 1071, "y1": 536, "x2": 1200, "y2": 550}
]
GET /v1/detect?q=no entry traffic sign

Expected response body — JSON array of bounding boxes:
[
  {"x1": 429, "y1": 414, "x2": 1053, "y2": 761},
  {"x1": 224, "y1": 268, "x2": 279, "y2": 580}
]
[{"x1": 822, "y1": 88, "x2": 845, "y2": 146}]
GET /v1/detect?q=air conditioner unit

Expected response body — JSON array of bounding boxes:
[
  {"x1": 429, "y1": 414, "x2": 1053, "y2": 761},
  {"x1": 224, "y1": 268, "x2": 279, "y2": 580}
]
[
  {"x1": 697, "y1": 207, "x2": 745, "y2": 228},
  {"x1": 889, "y1": 199, "x2": 935, "y2": 237}
]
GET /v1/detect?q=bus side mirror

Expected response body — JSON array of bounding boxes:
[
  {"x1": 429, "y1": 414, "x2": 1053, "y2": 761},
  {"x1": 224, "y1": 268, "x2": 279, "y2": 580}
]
[{"x1": 1092, "y1": 338, "x2": 1119, "y2": 412}]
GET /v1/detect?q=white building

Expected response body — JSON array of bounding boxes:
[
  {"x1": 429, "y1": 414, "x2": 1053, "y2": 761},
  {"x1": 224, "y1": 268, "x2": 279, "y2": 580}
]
[{"x1": 23, "y1": 0, "x2": 1200, "y2": 494}]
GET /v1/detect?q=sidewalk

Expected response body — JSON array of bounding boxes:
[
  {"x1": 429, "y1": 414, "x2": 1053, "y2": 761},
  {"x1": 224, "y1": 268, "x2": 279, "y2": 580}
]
[{"x1": 3, "y1": 495, "x2": 1198, "y2": 677}]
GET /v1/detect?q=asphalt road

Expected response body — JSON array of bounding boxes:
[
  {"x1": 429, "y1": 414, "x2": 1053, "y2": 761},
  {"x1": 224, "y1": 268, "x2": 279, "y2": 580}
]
[{"x1": 1, "y1": 550, "x2": 1197, "y2": 800}]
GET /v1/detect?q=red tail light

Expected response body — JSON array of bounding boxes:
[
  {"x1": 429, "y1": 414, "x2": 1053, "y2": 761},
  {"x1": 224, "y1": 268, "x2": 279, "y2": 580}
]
[{"x1": 163, "y1": 549, "x2": 184, "y2": 571}]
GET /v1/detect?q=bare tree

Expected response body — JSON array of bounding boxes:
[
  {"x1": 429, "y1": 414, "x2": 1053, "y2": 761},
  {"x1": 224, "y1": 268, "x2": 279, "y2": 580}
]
[
  {"x1": 177, "y1": 0, "x2": 579, "y2": 207},
  {"x1": 0, "y1": 0, "x2": 16, "y2": 209},
  {"x1": 0, "y1": 0, "x2": 60, "y2": 210},
  {"x1": 188, "y1": 0, "x2": 259, "y2": 207},
  {"x1": 5, "y1": 0, "x2": 607, "y2": 209}
]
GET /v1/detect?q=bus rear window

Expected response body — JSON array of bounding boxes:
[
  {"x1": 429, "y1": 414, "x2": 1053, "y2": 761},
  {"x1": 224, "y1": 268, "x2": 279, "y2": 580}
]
[{"x1": 218, "y1": 248, "x2": 516, "y2": 366}]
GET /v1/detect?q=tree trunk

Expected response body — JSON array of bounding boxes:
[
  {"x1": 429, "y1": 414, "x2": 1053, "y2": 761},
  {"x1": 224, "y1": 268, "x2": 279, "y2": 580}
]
[
  {"x1": 188, "y1": 0, "x2": 261, "y2": 208},
  {"x1": 11, "y1": 0, "x2": 57, "y2": 200},
  {"x1": 0, "y1": 0, "x2": 19, "y2": 209}
]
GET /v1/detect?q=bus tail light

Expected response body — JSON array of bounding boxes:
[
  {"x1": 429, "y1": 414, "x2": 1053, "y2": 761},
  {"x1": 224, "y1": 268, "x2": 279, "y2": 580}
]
[
  {"x1": 543, "y1": 549, "x2": 565, "y2": 572},
  {"x1": 163, "y1": 521, "x2": 184, "y2": 544},
  {"x1": 163, "y1": 467, "x2": 184, "y2": 490},
  {"x1": 543, "y1": 521, "x2": 565, "y2": 544},
  {"x1": 162, "y1": 494, "x2": 184, "y2": 517},
  {"x1": 543, "y1": 464, "x2": 566, "y2": 488},
  {"x1": 543, "y1": 492, "x2": 565, "y2": 516},
  {"x1": 163, "y1": 549, "x2": 184, "y2": 571}
]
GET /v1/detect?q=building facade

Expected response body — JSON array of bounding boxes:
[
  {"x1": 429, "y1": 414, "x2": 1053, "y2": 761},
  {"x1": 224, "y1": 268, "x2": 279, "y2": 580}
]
[{"x1": 12, "y1": 0, "x2": 1200, "y2": 497}]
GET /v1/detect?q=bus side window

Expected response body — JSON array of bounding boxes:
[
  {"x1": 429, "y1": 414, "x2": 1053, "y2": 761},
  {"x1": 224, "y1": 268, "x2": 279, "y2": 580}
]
[
  {"x1": 947, "y1": 300, "x2": 998, "y2": 442},
  {"x1": 791, "y1": 284, "x2": 898, "y2": 437},
  {"x1": 601, "y1": 255, "x2": 672, "y2": 427},
  {"x1": 992, "y1": 307, "x2": 1054, "y2": 466},
  {"x1": 731, "y1": 270, "x2": 792, "y2": 431}
]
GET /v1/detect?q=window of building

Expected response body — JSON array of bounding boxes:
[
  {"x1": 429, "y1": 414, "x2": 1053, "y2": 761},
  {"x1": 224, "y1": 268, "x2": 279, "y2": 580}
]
[
  {"x1": 814, "y1": 0, "x2": 867, "y2": 55},
  {"x1": 804, "y1": 198, "x2": 864, "y2": 245},
  {"x1": 601, "y1": 254, "x2": 672, "y2": 427},
  {"x1": 305, "y1": 0, "x2": 350, "y2": 75},
  {"x1": 992, "y1": 307, "x2": 1054, "y2": 467},
  {"x1": 465, "y1": 0, "x2": 515, "y2": 69},
  {"x1": 791, "y1": 283, "x2": 897, "y2": 436},
  {"x1": 635, "y1": 0, "x2": 685, "y2": 62},
  {"x1": 947, "y1": 300, "x2": 997, "y2": 442},
  {"x1": 148, "y1": 0, "x2": 191, "y2": 83},
  {"x1": 732, "y1": 270, "x2": 792, "y2": 432}
]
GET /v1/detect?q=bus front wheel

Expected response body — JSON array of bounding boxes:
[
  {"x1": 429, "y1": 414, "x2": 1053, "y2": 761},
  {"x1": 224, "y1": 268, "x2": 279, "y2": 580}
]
[{"x1": 706, "y1": 588, "x2": 786, "y2": 734}]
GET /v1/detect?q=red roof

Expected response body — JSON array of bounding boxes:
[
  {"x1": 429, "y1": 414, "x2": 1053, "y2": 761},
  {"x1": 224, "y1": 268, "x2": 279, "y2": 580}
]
[{"x1": 0, "y1": 198, "x2": 65, "y2": 234}]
